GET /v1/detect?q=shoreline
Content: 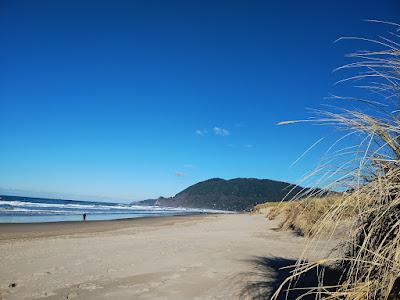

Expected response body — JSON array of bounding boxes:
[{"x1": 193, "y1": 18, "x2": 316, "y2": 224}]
[{"x1": 0, "y1": 213, "x2": 223, "y2": 241}]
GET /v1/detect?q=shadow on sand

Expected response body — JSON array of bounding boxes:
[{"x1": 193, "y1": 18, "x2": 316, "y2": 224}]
[{"x1": 240, "y1": 257, "x2": 342, "y2": 300}]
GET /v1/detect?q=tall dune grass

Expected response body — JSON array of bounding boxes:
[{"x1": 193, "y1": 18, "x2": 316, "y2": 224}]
[
  {"x1": 268, "y1": 195, "x2": 353, "y2": 237},
  {"x1": 272, "y1": 21, "x2": 400, "y2": 299}
]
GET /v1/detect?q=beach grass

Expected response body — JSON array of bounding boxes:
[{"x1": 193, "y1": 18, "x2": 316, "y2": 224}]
[
  {"x1": 264, "y1": 195, "x2": 350, "y2": 237},
  {"x1": 260, "y1": 20, "x2": 400, "y2": 299}
]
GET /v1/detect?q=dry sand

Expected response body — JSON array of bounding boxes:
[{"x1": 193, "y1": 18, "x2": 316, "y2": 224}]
[{"x1": 0, "y1": 213, "x2": 335, "y2": 299}]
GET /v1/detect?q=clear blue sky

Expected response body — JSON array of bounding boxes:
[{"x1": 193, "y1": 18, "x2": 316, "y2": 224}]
[{"x1": 1, "y1": 0, "x2": 399, "y2": 202}]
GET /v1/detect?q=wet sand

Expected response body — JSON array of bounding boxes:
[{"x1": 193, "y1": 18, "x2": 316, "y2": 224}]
[{"x1": 0, "y1": 213, "x2": 334, "y2": 299}]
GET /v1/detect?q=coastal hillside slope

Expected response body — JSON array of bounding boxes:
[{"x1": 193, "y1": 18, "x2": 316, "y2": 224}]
[{"x1": 142, "y1": 178, "x2": 310, "y2": 211}]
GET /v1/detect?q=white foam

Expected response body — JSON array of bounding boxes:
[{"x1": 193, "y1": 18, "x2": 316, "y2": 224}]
[{"x1": 0, "y1": 199, "x2": 231, "y2": 216}]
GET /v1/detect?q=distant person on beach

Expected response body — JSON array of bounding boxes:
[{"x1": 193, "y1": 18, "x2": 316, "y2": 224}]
[{"x1": 83, "y1": 213, "x2": 86, "y2": 221}]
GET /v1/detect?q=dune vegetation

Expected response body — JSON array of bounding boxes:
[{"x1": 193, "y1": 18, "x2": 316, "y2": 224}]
[
  {"x1": 256, "y1": 21, "x2": 400, "y2": 299},
  {"x1": 256, "y1": 194, "x2": 353, "y2": 237}
]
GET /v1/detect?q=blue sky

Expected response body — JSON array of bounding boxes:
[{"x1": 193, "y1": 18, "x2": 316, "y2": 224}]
[{"x1": 1, "y1": 0, "x2": 399, "y2": 202}]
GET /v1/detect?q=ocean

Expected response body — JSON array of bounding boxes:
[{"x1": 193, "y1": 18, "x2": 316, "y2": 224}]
[{"x1": 0, "y1": 195, "x2": 215, "y2": 223}]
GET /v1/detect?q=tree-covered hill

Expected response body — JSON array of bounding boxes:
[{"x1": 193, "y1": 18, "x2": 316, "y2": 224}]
[{"x1": 137, "y1": 178, "x2": 313, "y2": 211}]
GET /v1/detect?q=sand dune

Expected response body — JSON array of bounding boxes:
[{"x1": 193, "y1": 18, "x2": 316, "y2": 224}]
[{"x1": 0, "y1": 214, "x2": 335, "y2": 299}]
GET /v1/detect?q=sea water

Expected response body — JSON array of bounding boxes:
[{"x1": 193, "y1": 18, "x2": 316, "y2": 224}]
[{"x1": 0, "y1": 195, "x2": 218, "y2": 223}]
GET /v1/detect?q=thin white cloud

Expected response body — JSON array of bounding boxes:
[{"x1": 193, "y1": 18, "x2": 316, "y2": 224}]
[
  {"x1": 213, "y1": 127, "x2": 230, "y2": 136},
  {"x1": 195, "y1": 129, "x2": 207, "y2": 136}
]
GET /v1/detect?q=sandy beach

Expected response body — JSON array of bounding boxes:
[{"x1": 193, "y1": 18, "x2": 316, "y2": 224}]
[{"x1": 0, "y1": 213, "x2": 335, "y2": 299}]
